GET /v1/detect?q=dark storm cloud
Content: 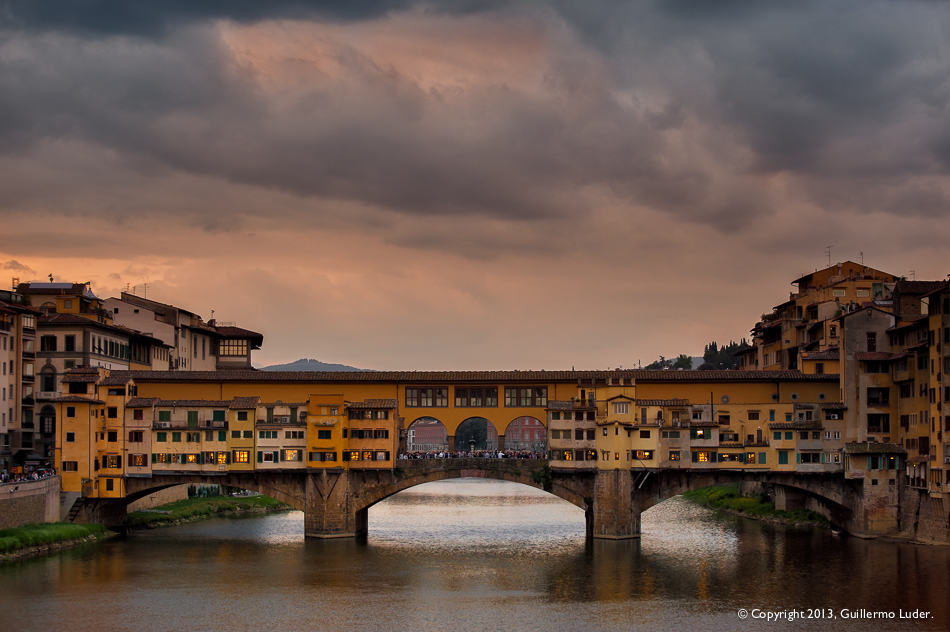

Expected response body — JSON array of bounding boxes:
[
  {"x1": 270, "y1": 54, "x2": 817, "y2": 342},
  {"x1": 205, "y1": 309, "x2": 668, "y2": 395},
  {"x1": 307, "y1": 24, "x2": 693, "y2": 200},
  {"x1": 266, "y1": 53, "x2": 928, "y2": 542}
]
[
  {"x1": 1, "y1": 0, "x2": 948, "y2": 238},
  {"x1": 0, "y1": 0, "x2": 417, "y2": 37}
]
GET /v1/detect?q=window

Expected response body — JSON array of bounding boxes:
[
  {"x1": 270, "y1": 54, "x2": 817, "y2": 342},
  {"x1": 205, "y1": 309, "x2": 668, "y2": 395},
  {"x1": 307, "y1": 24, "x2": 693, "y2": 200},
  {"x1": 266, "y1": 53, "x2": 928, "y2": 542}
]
[
  {"x1": 237, "y1": 411, "x2": 248, "y2": 421},
  {"x1": 692, "y1": 451, "x2": 713, "y2": 463},
  {"x1": 669, "y1": 451, "x2": 681, "y2": 461},
  {"x1": 63, "y1": 461, "x2": 78, "y2": 471},
  {"x1": 748, "y1": 411, "x2": 759, "y2": 421},
  {"x1": 317, "y1": 430, "x2": 331, "y2": 440},
  {"x1": 158, "y1": 411, "x2": 171, "y2": 422},
  {"x1": 102, "y1": 455, "x2": 121, "y2": 469},
  {"x1": 219, "y1": 339, "x2": 248, "y2": 356},
  {"x1": 867, "y1": 388, "x2": 889, "y2": 406},
  {"x1": 64, "y1": 335, "x2": 75, "y2": 352},
  {"x1": 373, "y1": 429, "x2": 389, "y2": 439},
  {"x1": 156, "y1": 432, "x2": 167, "y2": 442},
  {"x1": 230, "y1": 430, "x2": 241, "y2": 439},
  {"x1": 309, "y1": 451, "x2": 337, "y2": 462},
  {"x1": 867, "y1": 414, "x2": 890, "y2": 433},
  {"x1": 635, "y1": 450, "x2": 654, "y2": 460},
  {"x1": 186, "y1": 432, "x2": 200, "y2": 442},
  {"x1": 172, "y1": 432, "x2": 181, "y2": 442},
  {"x1": 130, "y1": 454, "x2": 147, "y2": 467},
  {"x1": 40, "y1": 335, "x2": 57, "y2": 351},
  {"x1": 242, "y1": 430, "x2": 253, "y2": 438},
  {"x1": 187, "y1": 410, "x2": 198, "y2": 424},
  {"x1": 778, "y1": 450, "x2": 789, "y2": 465},
  {"x1": 233, "y1": 450, "x2": 250, "y2": 463},
  {"x1": 285, "y1": 430, "x2": 305, "y2": 439},
  {"x1": 690, "y1": 428, "x2": 710, "y2": 440},
  {"x1": 454, "y1": 387, "x2": 498, "y2": 407},
  {"x1": 259, "y1": 430, "x2": 278, "y2": 439},
  {"x1": 639, "y1": 430, "x2": 650, "y2": 439},
  {"x1": 613, "y1": 402, "x2": 630, "y2": 415},
  {"x1": 283, "y1": 449, "x2": 301, "y2": 461},
  {"x1": 815, "y1": 363, "x2": 825, "y2": 374},
  {"x1": 866, "y1": 332, "x2": 877, "y2": 352},
  {"x1": 746, "y1": 452, "x2": 756, "y2": 464},
  {"x1": 66, "y1": 406, "x2": 76, "y2": 418},
  {"x1": 504, "y1": 387, "x2": 547, "y2": 407}
]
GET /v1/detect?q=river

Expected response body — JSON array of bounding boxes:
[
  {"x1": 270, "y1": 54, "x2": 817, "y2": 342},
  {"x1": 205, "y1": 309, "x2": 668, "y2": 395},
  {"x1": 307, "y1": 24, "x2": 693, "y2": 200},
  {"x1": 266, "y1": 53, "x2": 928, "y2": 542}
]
[{"x1": 1, "y1": 479, "x2": 947, "y2": 631}]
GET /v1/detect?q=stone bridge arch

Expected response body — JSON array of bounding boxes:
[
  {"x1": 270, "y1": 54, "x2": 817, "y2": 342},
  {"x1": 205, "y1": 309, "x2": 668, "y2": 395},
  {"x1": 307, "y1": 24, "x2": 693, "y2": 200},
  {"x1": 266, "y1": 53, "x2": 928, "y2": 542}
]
[
  {"x1": 628, "y1": 469, "x2": 862, "y2": 534},
  {"x1": 71, "y1": 472, "x2": 309, "y2": 526},
  {"x1": 306, "y1": 459, "x2": 596, "y2": 538}
]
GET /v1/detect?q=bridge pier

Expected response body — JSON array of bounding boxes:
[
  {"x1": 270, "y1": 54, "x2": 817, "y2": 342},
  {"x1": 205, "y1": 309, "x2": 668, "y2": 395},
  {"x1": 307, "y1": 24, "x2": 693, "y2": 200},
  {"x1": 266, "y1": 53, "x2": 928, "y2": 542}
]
[
  {"x1": 305, "y1": 470, "x2": 358, "y2": 538},
  {"x1": 591, "y1": 470, "x2": 641, "y2": 539}
]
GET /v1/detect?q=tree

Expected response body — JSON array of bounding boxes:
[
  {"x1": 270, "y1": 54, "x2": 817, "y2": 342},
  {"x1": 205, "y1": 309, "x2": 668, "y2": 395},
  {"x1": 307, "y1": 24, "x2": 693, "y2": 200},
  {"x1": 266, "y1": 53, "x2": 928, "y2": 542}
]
[{"x1": 672, "y1": 354, "x2": 692, "y2": 370}]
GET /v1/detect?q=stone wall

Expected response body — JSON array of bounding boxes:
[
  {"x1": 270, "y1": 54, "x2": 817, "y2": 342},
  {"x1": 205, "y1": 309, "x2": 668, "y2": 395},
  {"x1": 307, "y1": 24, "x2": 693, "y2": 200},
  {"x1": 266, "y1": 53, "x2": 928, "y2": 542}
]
[
  {"x1": 126, "y1": 484, "x2": 190, "y2": 512},
  {"x1": 900, "y1": 488, "x2": 950, "y2": 545},
  {"x1": 0, "y1": 477, "x2": 61, "y2": 528}
]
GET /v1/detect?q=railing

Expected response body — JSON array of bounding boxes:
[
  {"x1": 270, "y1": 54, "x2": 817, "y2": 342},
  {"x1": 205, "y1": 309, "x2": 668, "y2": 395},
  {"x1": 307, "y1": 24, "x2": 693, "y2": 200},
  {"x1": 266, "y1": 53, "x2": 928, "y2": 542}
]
[
  {"x1": 36, "y1": 391, "x2": 61, "y2": 400},
  {"x1": 22, "y1": 350, "x2": 35, "y2": 359}
]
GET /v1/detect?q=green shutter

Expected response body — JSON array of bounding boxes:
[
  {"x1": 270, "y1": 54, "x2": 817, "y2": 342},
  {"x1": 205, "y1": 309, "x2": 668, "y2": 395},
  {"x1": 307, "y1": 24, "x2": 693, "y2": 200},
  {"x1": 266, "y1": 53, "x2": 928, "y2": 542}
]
[
  {"x1": 759, "y1": 452, "x2": 766, "y2": 464},
  {"x1": 151, "y1": 453, "x2": 156, "y2": 463},
  {"x1": 691, "y1": 451, "x2": 698, "y2": 463},
  {"x1": 257, "y1": 450, "x2": 263, "y2": 463}
]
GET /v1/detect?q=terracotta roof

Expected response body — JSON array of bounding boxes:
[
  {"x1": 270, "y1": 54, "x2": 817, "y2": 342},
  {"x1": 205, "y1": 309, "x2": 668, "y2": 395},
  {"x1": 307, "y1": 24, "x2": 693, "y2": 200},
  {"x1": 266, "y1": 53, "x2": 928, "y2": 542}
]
[
  {"x1": 886, "y1": 316, "x2": 928, "y2": 332},
  {"x1": 688, "y1": 421, "x2": 720, "y2": 428},
  {"x1": 635, "y1": 399, "x2": 690, "y2": 407},
  {"x1": 61, "y1": 373, "x2": 99, "y2": 383},
  {"x1": 894, "y1": 280, "x2": 947, "y2": 295},
  {"x1": 845, "y1": 442, "x2": 907, "y2": 455},
  {"x1": 821, "y1": 402, "x2": 846, "y2": 410},
  {"x1": 906, "y1": 455, "x2": 930, "y2": 463},
  {"x1": 215, "y1": 325, "x2": 264, "y2": 340},
  {"x1": 260, "y1": 401, "x2": 307, "y2": 408},
  {"x1": 100, "y1": 375, "x2": 133, "y2": 386},
  {"x1": 855, "y1": 352, "x2": 898, "y2": 361},
  {"x1": 347, "y1": 399, "x2": 399, "y2": 409},
  {"x1": 230, "y1": 396, "x2": 260, "y2": 410},
  {"x1": 155, "y1": 400, "x2": 232, "y2": 408},
  {"x1": 115, "y1": 369, "x2": 839, "y2": 383},
  {"x1": 804, "y1": 349, "x2": 839, "y2": 360},
  {"x1": 126, "y1": 397, "x2": 160, "y2": 408},
  {"x1": 48, "y1": 395, "x2": 104, "y2": 404}
]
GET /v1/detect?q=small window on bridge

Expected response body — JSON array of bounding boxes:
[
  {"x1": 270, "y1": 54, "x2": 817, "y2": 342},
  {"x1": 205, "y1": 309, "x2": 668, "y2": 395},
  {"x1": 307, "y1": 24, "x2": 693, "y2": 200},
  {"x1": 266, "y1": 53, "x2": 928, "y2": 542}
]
[{"x1": 669, "y1": 451, "x2": 681, "y2": 461}]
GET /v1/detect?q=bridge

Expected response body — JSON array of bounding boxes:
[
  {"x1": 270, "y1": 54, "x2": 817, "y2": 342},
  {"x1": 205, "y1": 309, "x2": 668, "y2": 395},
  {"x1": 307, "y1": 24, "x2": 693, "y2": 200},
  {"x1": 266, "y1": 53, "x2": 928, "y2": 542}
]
[{"x1": 71, "y1": 459, "x2": 879, "y2": 539}]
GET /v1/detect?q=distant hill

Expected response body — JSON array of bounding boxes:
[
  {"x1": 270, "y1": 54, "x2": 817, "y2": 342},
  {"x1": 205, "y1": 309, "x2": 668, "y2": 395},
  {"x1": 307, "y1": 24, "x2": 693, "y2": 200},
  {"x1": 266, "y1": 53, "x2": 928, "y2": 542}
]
[{"x1": 257, "y1": 358, "x2": 372, "y2": 372}]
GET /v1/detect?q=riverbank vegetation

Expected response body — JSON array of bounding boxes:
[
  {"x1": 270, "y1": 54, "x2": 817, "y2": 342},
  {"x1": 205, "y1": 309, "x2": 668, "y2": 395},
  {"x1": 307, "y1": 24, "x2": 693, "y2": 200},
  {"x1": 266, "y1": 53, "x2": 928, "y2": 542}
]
[
  {"x1": 126, "y1": 494, "x2": 291, "y2": 528},
  {"x1": 682, "y1": 484, "x2": 829, "y2": 526},
  {"x1": 0, "y1": 523, "x2": 110, "y2": 555}
]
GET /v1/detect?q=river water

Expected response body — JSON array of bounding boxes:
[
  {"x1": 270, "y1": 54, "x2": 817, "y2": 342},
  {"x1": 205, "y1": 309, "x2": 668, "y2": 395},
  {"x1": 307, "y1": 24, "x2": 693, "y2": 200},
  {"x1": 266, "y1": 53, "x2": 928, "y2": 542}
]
[{"x1": 1, "y1": 479, "x2": 948, "y2": 631}]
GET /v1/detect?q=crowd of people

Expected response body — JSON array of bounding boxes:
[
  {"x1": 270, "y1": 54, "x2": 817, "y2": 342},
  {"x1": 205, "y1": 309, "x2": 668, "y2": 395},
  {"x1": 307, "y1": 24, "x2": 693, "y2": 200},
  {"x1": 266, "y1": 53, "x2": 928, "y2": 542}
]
[
  {"x1": 1, "y1": 465, "x2": 57, "y2": 484},
  {"x1": 398, "y1": 450, "x2": 547, "y2": 460}
]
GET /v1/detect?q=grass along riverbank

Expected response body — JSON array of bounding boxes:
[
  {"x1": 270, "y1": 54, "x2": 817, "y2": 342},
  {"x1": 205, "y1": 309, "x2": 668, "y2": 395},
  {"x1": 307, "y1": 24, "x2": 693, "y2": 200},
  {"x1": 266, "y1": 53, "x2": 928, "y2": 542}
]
[
  {"x1": 0, "y1": 523, "x2": 112, "y2": 560},
  {"x1": 126, "y1": 494, "x2": 292, "y2": 528},
  {"x1": 682, "y1": 484, "x2": 829, "y2": 527}
]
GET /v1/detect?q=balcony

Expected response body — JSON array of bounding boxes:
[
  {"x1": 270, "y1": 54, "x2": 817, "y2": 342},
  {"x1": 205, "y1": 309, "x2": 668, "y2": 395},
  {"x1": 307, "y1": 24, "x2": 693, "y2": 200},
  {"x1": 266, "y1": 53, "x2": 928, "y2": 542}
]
[
  {"x1": 22, "y1": 374, "x2": 34, "y2": 383},
  {"x1": 0, "y1": 320, "x2": 11, "y2": 332},
  {"x1": 21, "y1": 396, "x2": 34, "y2": 406},
  {"x1": 36, "y1": 391, "x2": 62, "y2": 401},
  {"x1": 22, "y1": 350, "x2": 35, "y2": 359}
]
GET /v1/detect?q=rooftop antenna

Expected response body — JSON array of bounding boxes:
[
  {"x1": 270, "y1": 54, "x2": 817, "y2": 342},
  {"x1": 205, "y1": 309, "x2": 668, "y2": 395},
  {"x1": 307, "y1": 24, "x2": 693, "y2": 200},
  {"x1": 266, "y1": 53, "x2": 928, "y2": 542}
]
[
  {"x1": 826, "y1": 246, "x2": 832, "y2": 267},
  {"x1": 48, "y1": 273, "x2": 53, "y2": 282},
  {"x1": 910, "y1": 270, "x2": 916, "y2": 281},
  {"x1": 859, "y1": 251, "x2": 864, "y2": 265}
]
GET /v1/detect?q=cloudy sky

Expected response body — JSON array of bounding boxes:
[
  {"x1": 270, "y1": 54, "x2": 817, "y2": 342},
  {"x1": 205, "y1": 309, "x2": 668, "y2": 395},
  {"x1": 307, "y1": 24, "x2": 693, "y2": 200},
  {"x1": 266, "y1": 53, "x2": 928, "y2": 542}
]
[{"x1": 2, "y1": 1, "x2": 949, "y2": 370}]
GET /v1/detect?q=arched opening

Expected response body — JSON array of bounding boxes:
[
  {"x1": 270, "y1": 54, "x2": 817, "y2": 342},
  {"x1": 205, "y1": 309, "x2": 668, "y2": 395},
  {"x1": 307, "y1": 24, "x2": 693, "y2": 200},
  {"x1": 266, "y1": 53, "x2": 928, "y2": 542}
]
[
  {"x1": 455, "y1": 417, "x2": 498, "y2": 452},
  {"x1": 405, "y1": 417, "x2": 448, "y2": 453},
  {"x1": 502, "y1": 416, "x2": 546, "y2": 453},
  {"x1": 39, "y1": 365, "x2": 57, "y2": 393}
]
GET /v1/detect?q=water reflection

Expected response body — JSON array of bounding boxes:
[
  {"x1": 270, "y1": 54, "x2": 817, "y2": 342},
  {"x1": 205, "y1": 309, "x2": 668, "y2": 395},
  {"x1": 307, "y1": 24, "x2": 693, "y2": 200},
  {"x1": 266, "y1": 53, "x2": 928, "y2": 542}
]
[{"x1": 0, "y1": 478, "x2": 948, "y2": 632}]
